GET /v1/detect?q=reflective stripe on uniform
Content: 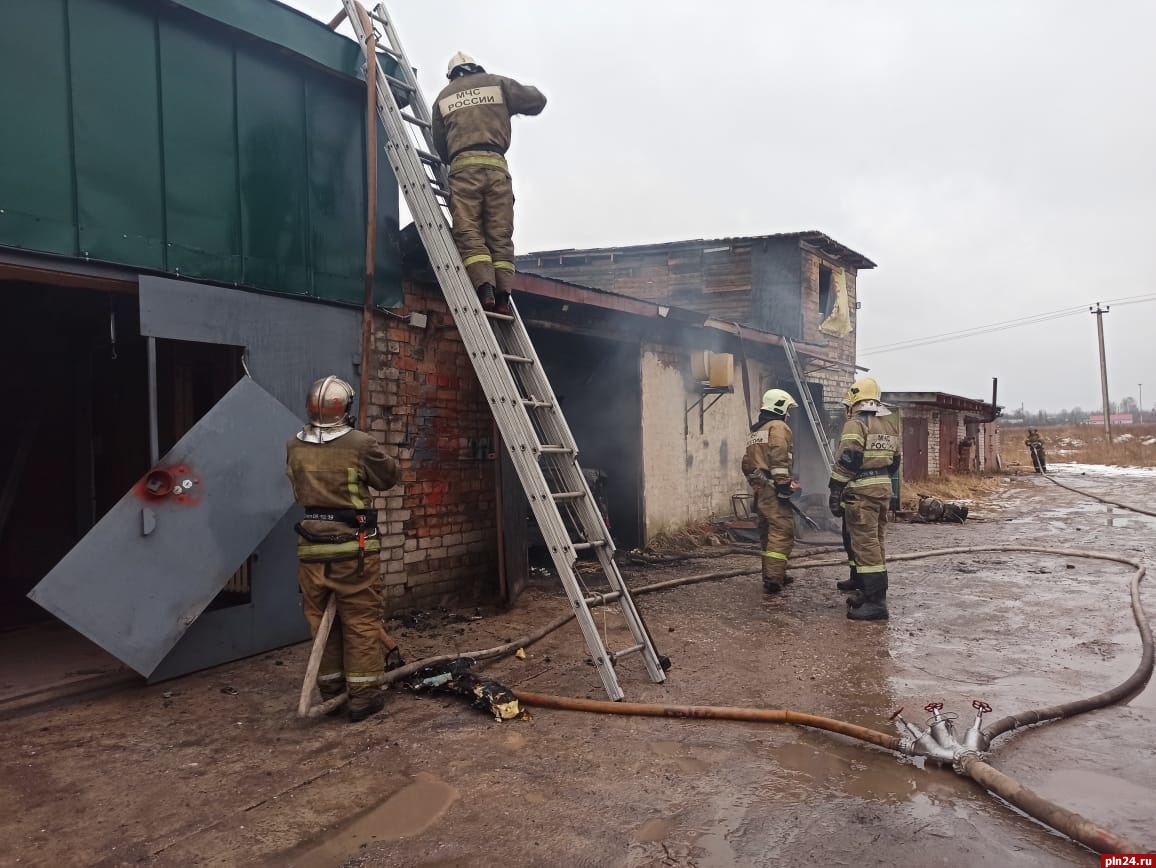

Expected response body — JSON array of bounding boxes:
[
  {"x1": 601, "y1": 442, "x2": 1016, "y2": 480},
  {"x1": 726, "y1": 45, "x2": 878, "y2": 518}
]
[
  {"x1": 450, "y1": 153, "x2": 508, "y2": 172},
  {"x1": 346, "y1": 671, "x2": 385, "y2": 685},
  {"x1": 770, "y1": 466, "x2": 789, "y2": 475},
  {"x1": 318, "y1": 671, "x2": 344, "y2": 683},
  {"x1": 857, "y1": 564, "x2": 886, "y2": 574},
  {"x1": 831, "y1": 468, "x2": 856, "y2": 484},
  {"x1": 846, "y1": 477, "x2": 893, "y2": 491},
  {"x1": 298, "y1": 538, "x2": 382, "y2": 558},
  {"x1": 863, "y1": 450, "x2": 894, "y2": 460},
  {"x1": 840, "y1": 433, "x2": 866, "y2": 446},
  {"x1": 493, "y1": 260, "x2": 515, "y2": 272},
  {"x1": 347, "y1": 467, "x2": 365, "y2": 510},
  {"x1": 462, "y1": 253, "x2": 493, "y2": 267},
  {"x1": 762, "y1": 551, "x2": 788, "y2": 561}
]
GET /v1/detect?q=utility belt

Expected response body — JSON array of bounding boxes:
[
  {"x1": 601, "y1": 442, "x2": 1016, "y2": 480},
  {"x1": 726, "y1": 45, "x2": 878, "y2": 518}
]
[
  {"x1": 449, "y1": 142, "x2": 506, "y2": 161},
  {"x1": 296, "y1": 507, "x2": 378, "y2": 574},
  {"x1": 846, "y1": 468, "x2": 893, "y2": 490}
]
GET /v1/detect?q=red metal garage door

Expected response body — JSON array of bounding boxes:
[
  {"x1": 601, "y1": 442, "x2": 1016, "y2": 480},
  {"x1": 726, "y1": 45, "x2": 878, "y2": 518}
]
[{"x1": 903, "y1": 416, "x2": 929, "y2": 482}]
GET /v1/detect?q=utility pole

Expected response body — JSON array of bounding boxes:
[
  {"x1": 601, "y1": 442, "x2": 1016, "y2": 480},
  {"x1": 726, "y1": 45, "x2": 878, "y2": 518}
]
[
  {"x1": 1090, "y1": 303, "x2": 1112, "y2": 440},
  {"x1": 1140, "y1": 384, "x2": 1144, "y2": 425}
]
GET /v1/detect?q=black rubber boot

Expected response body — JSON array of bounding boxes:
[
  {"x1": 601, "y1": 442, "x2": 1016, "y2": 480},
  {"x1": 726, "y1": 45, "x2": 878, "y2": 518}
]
[
  {"x1": 349, "y1": 691, "x2": 386, "y2": 723},
  {"x1": 847, "y1": 572, "x2": 889, "y2": 621},
  {"x1": 493, "y1": 290, "x2": 512, "y2": 315},
  {"x1": 477, "y1": 283, "x2": 496, "y2": 311},
  {"x1": 320, "y1": 687, "x2": 347, "y2": 717},
  {"x1": 836, "y1": 567, "x2": 861, "y2": 593},
  {"x1": 763, "y1": 578, "x2": 783, "y2": 595},
  {"x1": 782, "y1": 574, "x2": 795, "y2": 586}
]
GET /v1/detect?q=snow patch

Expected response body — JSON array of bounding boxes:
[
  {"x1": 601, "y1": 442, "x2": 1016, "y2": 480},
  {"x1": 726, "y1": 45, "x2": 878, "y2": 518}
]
[
  {"x1": 1052, "y1": 461, "x2": 1156, "y2": 477},
  {"x1": 1114, "y1": 433, "x2": 1135, "y2": 444}
]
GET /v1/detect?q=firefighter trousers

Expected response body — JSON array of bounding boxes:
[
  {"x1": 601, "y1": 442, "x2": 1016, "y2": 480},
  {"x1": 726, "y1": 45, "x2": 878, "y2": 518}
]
[
  {"x1": 298, "y1": 551, "x2": 395, "y2": 710},
  {"x1": 448, "y1": 160, "x2": 516, "y2": 294},
  {"x1": 842, "y1": 486, "x2": 889, "y2": 576},
  {"x1": 756, "y1": 489, "x2": 794, "y2": 582}
]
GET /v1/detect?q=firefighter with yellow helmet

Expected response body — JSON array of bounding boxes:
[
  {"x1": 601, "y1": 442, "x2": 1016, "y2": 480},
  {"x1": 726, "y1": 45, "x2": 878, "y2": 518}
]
[
  {"x1": 828, "y1": 378, "x2": 902, "y2": 620},
  {"x1": 742, "y1": 388, "x2": 800, "y2": 593},
  {"x1": 432, "y1": 52, "x2": 547, "y2": 315},
  {"x1": 286, "y1": 376, "x2": 404, "y2": 722}
]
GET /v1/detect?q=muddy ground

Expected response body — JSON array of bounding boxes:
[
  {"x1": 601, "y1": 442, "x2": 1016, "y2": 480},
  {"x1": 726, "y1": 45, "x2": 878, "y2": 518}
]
[{"x1": 1, "y1": 467, "x2": 1153, "y2": 867}]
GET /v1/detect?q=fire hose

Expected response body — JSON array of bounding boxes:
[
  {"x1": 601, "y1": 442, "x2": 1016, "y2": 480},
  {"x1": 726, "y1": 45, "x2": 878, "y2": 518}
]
[
  {"x1": 298, "y1": 545, "x2": 1152, "y2": 855},
  {"x1": 1042, "y1": 472, "x2": 1156, "y2": 518}
]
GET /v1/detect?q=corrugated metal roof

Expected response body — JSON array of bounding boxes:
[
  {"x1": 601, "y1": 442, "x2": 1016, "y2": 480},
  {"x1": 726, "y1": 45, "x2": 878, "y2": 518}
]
[
  {"x1": 882, "y1": 392, "x2": 1002, "y2": 414},
  {"x1": 523, "y1": 230, "x2": 876, "y2": 270}
]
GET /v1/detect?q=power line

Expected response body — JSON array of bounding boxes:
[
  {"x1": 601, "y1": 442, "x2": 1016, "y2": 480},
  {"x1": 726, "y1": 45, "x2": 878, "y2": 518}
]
[{"x1": 860, "y1": 293, "x2": 1156, "y2": 356}]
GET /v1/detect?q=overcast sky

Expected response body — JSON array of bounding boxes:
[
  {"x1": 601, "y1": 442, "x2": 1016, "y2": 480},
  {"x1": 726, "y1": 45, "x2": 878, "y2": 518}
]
[{"x1": 288, "y1": 0, "x2": 1155, "y2": 415}]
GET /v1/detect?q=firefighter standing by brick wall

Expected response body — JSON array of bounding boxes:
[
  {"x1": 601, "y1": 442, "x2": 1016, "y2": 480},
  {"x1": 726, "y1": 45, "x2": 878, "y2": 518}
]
[
  {"x1": 742, "y1": 389, "x2": 800, "y2": 594},
  {"x1": 432, "y1": 52, "x2": 546, "y2": 315},
  {"x1": 828, "y1": 378, "x2": 901, "y2": 621},
  {"x1": 286, "y1": 376, "x2": 405, "y2": 722}
]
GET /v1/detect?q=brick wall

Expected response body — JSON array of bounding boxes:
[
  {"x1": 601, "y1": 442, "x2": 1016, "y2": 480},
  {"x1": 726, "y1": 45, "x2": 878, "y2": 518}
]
[
  {"x1": 640, "y1": 346, "x2": 782, "y2": 538},
  {"x1": 363, "y1": 280, "x2": 498, "y2": 611}
]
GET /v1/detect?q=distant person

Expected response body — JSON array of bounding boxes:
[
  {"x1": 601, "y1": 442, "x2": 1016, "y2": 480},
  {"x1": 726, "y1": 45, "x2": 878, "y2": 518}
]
[
  {"x1": 432, "y1": 52, "x2": 547, "y2": 316},
  {"x1": 829, "y1": 378, "x2": 901, "y2": 621},
  {"x1": 286, "y1": 377, "x2": 405, "y2": 723},
  {"x1": 1025, "y1": 428, "x2": 1047, "y2": 473},
  {"x1": 741, "y1": 389, "x2": 799, "y2": 594}
]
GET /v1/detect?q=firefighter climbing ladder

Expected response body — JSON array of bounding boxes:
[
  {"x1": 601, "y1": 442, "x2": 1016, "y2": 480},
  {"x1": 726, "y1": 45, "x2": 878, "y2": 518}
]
[
  {"x1": 782, "y1": 338, "x2": 835, "y2": 468},
  {"x1": 340, "y1": 0, "x2": 666, "y2": 701}
]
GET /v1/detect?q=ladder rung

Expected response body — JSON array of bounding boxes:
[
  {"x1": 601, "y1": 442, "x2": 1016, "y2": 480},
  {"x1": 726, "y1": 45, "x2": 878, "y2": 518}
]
[
  {"x1": 416, "y1": 148, "x2": 443, "y2": 166},
  {"x1": 538, "y1": 445, "x2": 572, "y2": 454},
  {"x1": 551, "y1": 491, "x2": 585, "y2": 501},
  {"x1": 610, "y1": 643, "x2": 645, "y2": 662},
  {"x1": 503, "y1": 353, "x2": 532, "y2": 364},
  {"x1": 571, "y1": 540, "x2": 607, "y2": 551},
  {"x1": 521, "y1": 399, "x2": 552, "y2": 408},
  {"x1": 401, "y1": 112, "x2": 431, "y2": 129},
  {"x1": 485, "y1": 310, "x2": 515, "y2": 321},
  {"x1": 382, "y1": 72, "x2": 415, "y2": 92}
]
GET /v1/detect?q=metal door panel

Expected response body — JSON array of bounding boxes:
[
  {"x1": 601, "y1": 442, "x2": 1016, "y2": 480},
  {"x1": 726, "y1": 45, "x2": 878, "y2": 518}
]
[{"x1": 28, "y1": 376, "x2": 300, "y2": 676}]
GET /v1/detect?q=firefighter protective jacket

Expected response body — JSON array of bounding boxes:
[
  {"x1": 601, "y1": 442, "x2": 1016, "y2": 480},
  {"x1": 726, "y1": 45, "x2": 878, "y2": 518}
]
[
  {"x1": 286, "y1": 429, "x2": 399, "y2": 561},
  {"x1": 431, "y1": 72, "x2": 547, "y2": 165},
  {"x1": 830, "y1": 410, "x2": 902, "y2": 492},
  {"x1": 742, "y1": 418, "x2": 794, "y2": 486}
]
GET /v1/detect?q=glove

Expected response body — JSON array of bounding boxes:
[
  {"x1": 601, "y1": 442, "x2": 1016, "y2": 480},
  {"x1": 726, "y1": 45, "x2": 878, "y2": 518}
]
[
  {"x1": 774, "y1": 480, "x2": 793, "y2": 500},
  {"x1": 746, "y1": 470, "x2": 770, "y2": 490},
  {"x1": 828, "y1": 488, "x2": 844, "y2": 518},
  {"x1": 890, "y1": 495, "x2": 900, "y2": 513}
]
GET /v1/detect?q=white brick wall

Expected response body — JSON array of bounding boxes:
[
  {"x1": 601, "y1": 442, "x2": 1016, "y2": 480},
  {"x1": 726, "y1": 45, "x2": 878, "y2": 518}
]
[{"x1": 640, "y1": 345, "x2": 767, "y2": 538}]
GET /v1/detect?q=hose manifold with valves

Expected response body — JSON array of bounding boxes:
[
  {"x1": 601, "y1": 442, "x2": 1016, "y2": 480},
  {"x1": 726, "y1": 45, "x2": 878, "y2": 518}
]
[{"x1": 892, "y1": 699, "x2": 993, "y2": 770}]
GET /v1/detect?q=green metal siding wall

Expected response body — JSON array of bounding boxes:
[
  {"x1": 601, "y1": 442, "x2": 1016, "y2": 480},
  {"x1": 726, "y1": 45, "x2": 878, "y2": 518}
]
[{"x1": 0, "y1": 0, "x2": 400, "y2": 306}]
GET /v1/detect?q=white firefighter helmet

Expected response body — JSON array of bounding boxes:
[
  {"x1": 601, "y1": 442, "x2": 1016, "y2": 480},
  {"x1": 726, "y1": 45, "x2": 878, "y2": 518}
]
[
  {"x1": 845, "y1": 377, "x2": 882, "y2": 412},
  {"x1": 299, "y1": 376, "x2": 354, "y2": 443},
  {"x1": 760, "y1": 388, "x2": 798, "y2": 416},
  {"x1": 446, "y1": 51, "x2": 480, "y2": 78}
]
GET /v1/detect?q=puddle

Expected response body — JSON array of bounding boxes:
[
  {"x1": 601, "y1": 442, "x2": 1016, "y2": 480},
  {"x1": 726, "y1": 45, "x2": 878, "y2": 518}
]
[
  {"x1": 1040, "y1": 769, "x2": 1156, "y2": 829},
  {"x1": 291, "y1": 772, "x2": 459, "y2": 867},
  {"x1": 635, "y1": 816, "x2": 677, "y2": 842},
  {"x1": 650, "y1": 739, "x2": 711, "y2": 773}
]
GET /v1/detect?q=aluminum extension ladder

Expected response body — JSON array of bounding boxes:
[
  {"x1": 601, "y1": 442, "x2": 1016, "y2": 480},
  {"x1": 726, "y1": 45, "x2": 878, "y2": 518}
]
[
  {"x1": 782, "y1": 338, "x2": 835, "y2": 468},
  {"x1": 340, "y1": 0, "x2": 667, "y2": 700}
]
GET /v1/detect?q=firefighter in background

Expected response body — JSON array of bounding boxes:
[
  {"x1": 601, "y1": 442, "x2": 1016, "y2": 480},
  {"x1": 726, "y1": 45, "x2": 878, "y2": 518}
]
[
  {"x1": 742, "y1": 389, "x2": 800, "y2": 594},
  {"x1": 286, "y1": 377, "x2": 404, "y2": 722},
  {"x1": 829, "y1": 378, "x2": 901, "y2": 621},
  {"x1": 432, "y1": 52, "x2": 547, "y2": 316},
  {"x1": 1025, "y1": 428, "x2": 1047, "y2": 473}
]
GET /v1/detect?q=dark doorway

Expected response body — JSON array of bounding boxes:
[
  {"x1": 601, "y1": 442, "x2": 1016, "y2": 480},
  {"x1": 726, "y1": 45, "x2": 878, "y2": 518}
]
[
  {"x1": 0, "y1": 282, "x2": 242, "y2": 631},
  {"x1": 526, "y1": 329, "x2": 643, "y2": 550}
]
